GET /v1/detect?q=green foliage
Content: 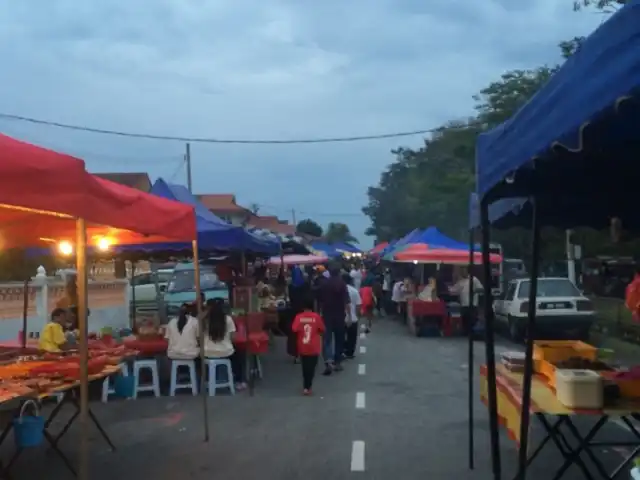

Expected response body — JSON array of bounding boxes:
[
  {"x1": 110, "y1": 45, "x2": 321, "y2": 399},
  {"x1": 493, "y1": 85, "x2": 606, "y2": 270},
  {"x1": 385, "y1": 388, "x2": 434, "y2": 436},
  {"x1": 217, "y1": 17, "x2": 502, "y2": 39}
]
[
  {"x1": 324, "y1": 222, "x2": 358, "y2": 244},
  {"x1": 573, "y1": 0, "x2": 626, "y2": 12},
  {"x1": 362, "y1": 35, "x2": 630, "y2": 261},
  {"x1": 296, "y1": 218, "x2": 323, "y2": 237}
]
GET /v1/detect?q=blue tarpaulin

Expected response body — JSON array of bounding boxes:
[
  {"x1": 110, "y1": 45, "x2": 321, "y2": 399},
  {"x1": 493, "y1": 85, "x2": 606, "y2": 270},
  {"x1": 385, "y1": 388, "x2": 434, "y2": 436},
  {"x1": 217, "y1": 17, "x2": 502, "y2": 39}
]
[
  {"x1": 116, "y1": 179, "x2": 279, "y2": 255},
  {"x1": 476, "y1": 0, "x2": 640, "y2": 201},
  {"x1": 468, "y1": 193, "x2": 527, "y2": 230},
  {"x1": 310, "y1": 242, "x2": 342, "y2": 257}
]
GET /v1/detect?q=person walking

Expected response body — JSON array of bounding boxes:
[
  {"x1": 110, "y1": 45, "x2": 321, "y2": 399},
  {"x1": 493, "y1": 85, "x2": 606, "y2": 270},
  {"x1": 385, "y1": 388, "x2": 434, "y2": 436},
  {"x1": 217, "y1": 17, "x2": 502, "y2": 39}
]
[
  {"x1": 318, "y1": 266, "x2": 350, "y2": 375},
  {"x1": 343, "y1": 274, "x2": 362, "y2": 359},
  {"x1": 291, "y1": 299, "x2": 325, "y2": 395},
  {"x1": 450, "y1": 267, "x2": 484, "y2": 336}
]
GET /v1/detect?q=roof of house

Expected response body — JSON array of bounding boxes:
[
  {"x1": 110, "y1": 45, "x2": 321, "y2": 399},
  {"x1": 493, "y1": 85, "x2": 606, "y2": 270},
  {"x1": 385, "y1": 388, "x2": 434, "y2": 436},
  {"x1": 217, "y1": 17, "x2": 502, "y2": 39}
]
[
  {"x1": 196, "y1": 194, "x2": 247, "y2": 213},
  {"x1": 248, "y1": 215, "x2": 297, "y2": 236},
  {"x1": 94, "y1": 172, "x2": 151, "y2": 191}
]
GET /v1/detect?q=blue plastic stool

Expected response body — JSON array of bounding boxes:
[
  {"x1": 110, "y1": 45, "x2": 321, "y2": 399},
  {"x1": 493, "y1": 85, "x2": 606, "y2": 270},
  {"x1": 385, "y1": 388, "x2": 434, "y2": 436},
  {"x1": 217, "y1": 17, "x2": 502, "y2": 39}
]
[
  {"x1": 206, "y1": 359, "x2": 235, "y2": 396},
  {"x1": 101, "y1": 363, "x2": 130, "y2": 402},
  {"x1": 133, "y1": 359, "x2": 161, "y2": 398},
  {"x1": 169, "y1": 359, "x2": 198, "y2": 396}
]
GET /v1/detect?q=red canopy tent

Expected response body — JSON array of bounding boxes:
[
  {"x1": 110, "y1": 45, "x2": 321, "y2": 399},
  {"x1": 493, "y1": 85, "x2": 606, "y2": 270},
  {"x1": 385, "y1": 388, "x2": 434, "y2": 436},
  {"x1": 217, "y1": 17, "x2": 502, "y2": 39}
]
[
  {"x1": 0, "y1": 133, "x2": 202, "y2": 480},
  {"x1": 394, "y1": 243, "x2": 502, "y2": 264},
  {"x1": 369, "y1": 241, "x2": 389, "y2": 255},
  {"x1": 0, "y1": 134, "x2": 196, "y2": 247}
]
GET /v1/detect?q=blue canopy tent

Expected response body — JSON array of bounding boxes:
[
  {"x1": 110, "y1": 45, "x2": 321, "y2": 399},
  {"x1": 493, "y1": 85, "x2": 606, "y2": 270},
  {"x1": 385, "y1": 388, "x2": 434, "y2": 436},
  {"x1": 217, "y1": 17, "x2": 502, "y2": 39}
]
[
  {"x1": 476, "y1": 0, "x2": 640, "y2": 230},
  {"x1": 309, "y1": 241, "x2": 341, "y2": 257},
  {"x1": 417, "y1": 226, "x2": 467, "y2": 250},
  {"x1": 381, "y1": 229, "x2": 421, "y2": 259},
  {"x1": 333, "y1": 242, "x2": 361, "y2": 254},
  {"x1": 116, "y1": 179, "x2": 279, "y2": 255},
  {"x1": 473, "y1": 4, "x2": 640, "y2": 478}
]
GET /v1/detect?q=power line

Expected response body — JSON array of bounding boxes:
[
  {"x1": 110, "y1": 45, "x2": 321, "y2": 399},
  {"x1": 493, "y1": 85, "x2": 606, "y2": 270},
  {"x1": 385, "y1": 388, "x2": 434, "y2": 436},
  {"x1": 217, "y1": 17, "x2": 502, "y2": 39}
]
[
  {"x1": 256, "y1": 203, "x2": 364, "y2": 218},
  {"x1": 0, "y1": 112, "x2": 478, "y2": 144}
]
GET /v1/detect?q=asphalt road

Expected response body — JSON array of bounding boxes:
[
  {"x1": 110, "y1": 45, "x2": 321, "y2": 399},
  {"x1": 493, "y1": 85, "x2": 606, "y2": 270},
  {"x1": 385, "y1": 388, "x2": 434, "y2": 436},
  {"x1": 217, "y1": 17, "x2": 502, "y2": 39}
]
[{"x1": 3, "y1": 317, "x2": 640, "y2": 479}]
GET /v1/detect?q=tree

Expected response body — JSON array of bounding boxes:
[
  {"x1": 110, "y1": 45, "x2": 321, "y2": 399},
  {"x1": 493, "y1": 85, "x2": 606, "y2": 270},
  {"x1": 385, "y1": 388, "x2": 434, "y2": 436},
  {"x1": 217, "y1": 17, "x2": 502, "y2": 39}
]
[
  {"x1": 572, "y1": 0, "x2": 625, "y2": 12},
  {"x1": 296, "y1": 219, "x2": 323, "y2": 237},
  {"x1": 362, "y1": 44, "x2": 577, "y2": 260},
  {"x1": 249, "y1": 203, "x2": 260, "y2": 215},
  {"x1": 325, "y1": 222, "x2": 358, "y2": 244}
]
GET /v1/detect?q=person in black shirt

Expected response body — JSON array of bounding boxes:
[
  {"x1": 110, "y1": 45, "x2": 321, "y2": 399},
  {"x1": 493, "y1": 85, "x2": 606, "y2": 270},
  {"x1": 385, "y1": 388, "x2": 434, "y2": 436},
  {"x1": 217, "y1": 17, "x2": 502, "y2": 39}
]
[{"x1": 317, "y1": 267, "x2": 350, "y2": 375}]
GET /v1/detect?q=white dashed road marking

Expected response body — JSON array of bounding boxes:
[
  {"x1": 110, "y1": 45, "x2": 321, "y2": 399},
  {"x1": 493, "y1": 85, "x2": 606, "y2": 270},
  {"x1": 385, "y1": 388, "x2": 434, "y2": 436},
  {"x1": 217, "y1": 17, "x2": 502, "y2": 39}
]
[
  {"x1": 359, "y1": 332, "x2": 366, "y2": 339},
  {"x1": 360, "y1": 323, "x2": 366, "y2": 331},
  {"x1": 358, "y1": 364, "x2": 366, "y2": 375},
  {"x1": 356, "y1": 392, "x2": 366, "y2": 409},
  {"x1": 359, "y1": 346, "x2": 367, "y2": 354},
  {"x1": 351, "y1": 441, "x2": 365, "y2": 471}
]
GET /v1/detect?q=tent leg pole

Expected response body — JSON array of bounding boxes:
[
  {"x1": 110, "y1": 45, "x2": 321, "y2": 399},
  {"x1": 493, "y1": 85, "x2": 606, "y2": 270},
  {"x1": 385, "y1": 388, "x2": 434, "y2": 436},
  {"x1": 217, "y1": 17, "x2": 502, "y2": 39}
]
[
  {"x1": 76, "y1": 218, "x2": 89, "y2": 480},
  {"x1": 481, "y1": 199, "x2": 501, "y2": 480},
  {"x1": 468, "y1": 228, "x2": 475, "y2": 470},
  {"x1": 516, "y1": 197, "x2": 540, "y2": 480},
  {"x1": 193, "y1": 240, "x2": 209, "y2": 442},
  {"x1": 130, "y1": 261, "x2": 136, "y2": 330}
]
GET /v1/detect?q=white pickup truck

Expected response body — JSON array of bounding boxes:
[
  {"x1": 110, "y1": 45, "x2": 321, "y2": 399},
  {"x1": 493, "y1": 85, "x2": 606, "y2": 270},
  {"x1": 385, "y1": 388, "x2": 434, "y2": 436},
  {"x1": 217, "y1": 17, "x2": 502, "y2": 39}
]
[{"x1": 129, "y1": 269, "x2": 174, "y2": 313}]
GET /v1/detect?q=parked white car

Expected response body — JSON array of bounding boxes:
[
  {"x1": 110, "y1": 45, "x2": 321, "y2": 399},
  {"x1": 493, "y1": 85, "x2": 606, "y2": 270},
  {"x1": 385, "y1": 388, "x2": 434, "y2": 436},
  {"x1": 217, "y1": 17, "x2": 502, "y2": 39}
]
[
  {"x1": 129, "y1": 269, "x2": 174, "y2": 312},
  {"x1": 493, "y1": 277, "x2": 595, "y2": 341}
]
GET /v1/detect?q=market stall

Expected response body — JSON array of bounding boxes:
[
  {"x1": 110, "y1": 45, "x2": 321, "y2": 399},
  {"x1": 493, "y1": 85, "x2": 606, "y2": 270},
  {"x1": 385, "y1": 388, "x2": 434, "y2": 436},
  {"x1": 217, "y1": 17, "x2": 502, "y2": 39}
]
[
  {"x1": 472, "y1": 2, "x2": 640, "y2": 479},
  {"x1": 0, "y1": 133, "x2": 198, "y2": 480}
]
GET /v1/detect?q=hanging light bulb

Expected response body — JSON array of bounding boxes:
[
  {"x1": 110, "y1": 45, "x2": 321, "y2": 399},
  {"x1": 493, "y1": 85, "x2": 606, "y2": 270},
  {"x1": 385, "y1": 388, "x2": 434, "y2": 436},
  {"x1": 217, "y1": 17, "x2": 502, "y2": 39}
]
[
  {"x1": 58, "y1": 241, "x2": 73, "y2": 256},
  {"x1": 97, "y1": 237, "x2": 112, "y2": 252}
]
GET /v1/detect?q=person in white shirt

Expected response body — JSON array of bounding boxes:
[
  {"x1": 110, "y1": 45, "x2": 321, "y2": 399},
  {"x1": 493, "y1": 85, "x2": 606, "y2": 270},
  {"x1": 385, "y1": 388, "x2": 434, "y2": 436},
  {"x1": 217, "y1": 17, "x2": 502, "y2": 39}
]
[
  {"x1": 343, "y1": 274, "x2": 362, "y2": 358},
  {"x1": 391, "y1": 279, "x2": 404, "y2": 319},
  {"x1": 203, "y1": 299, "x2": 246, "y2": 390},
  {"x1": 166, "y1": 303, "x2": 200, "y2": 360},
  {"x1": 350, "y1": 265, "x2": 363, "y2": 290},
  {"x1": 449, "y1": 268, "x2": 484, "y2": 335}
]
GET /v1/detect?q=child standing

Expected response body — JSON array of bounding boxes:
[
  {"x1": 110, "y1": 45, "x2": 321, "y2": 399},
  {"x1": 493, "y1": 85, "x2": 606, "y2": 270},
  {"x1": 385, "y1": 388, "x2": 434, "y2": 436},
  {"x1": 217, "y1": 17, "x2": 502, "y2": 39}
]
[{"x1": 291, "y1": 301, "x2": 326, "y2": 395}]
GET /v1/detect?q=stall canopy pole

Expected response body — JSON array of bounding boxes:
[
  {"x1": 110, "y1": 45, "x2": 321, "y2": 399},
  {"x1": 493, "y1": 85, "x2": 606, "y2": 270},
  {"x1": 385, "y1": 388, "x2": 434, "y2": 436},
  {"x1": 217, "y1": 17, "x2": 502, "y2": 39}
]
[
  {"x1": 193, "y1": 240, "x2": 209, "y2": 442},
  {"x1": 467, "y1": 228, "x2": 475, "y2": 470},
  {"x1": 481, "y1": 199, "x2": 502, "y2": 480},
  {"x1": 130, "y1": 260, "x2": 136, "y2": 330},
  {"x1": 21, "y1": 278, "x2": 29, "y2": 349},
  {"x1": 76, "y1": 218, "x2": 89, "y2": 480},
  {"x1": 516, "y1": 197, "x2": 540, "y2": 480}
]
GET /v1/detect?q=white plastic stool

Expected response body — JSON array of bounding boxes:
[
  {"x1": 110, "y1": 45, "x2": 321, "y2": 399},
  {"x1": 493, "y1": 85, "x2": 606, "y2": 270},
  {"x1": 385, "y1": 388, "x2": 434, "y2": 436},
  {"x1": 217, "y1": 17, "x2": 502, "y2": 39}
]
[
  {"x1": 133, "y1": 359, "x2": 160, "y2": 398},
  {"x1": 101, "y1": 363, "x2": 130, "y2": 403},
  {"x1": 206, "y1": 359, "x2": 235, "y2": 396},
  {"x1": 169, "y1": 359, "x2": 198, "y2": 396}
]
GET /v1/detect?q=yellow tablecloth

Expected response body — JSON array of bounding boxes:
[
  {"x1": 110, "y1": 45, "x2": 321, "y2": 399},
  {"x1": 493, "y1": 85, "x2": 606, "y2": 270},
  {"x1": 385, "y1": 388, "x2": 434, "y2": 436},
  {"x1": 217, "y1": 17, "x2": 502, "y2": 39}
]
[{"x1": 480, "y1": 363, "x2": 640, "y2": 446}]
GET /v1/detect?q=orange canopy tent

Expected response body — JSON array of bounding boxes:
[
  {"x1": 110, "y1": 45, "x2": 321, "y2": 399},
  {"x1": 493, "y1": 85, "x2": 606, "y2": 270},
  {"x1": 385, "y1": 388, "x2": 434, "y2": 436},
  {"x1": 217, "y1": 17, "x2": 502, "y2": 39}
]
[
  {"x1": 393, "y1": 243, "x2": 502, "y2": 264},
  {"x1": 0, "y1": 133, "x2": 203, "y2": 480},
  {"x1": 369, "y1": 241, "x2": 389, "y2": 255}
]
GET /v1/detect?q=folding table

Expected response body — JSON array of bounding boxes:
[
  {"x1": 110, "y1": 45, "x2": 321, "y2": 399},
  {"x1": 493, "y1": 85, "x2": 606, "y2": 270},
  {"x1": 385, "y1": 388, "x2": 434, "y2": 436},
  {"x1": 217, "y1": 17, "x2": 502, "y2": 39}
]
[
  {"x1": 0, "y1": 366, "x2": 120, "y2": 479},
  {"x1": 479, "y1": 364, "x2": 640, "y2": 480}
]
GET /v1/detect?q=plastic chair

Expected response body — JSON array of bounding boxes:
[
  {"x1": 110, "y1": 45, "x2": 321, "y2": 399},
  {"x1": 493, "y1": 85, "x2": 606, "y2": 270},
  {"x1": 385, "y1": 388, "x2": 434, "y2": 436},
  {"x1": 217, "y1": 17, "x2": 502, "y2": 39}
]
[
  {"x1": 206, "y1": 359, "x2": 235, "y2": 396},
  {"x1": 169, "y1": 359, "x2": 198, "y2": 396},
  {"x1": 101, "y1": 363, "x2": 130, "y2": 402},
  {"x1": 132, "y1": 359, "x2": 161, "y2": 398}
]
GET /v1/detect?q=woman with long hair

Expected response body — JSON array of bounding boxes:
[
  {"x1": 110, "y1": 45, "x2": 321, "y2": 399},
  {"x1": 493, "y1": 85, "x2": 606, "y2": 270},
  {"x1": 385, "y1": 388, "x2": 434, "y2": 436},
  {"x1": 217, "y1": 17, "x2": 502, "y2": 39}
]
[
  {"x1": 165, "y1": 303, "x2": 200, "y2": 365},
  {"x1": 204, "y1": 299, "x2": 246, "y2": 390}
]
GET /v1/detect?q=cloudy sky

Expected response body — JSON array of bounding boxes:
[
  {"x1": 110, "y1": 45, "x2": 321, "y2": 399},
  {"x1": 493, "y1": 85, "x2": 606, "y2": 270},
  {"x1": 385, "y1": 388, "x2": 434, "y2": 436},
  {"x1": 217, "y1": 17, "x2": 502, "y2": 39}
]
[{"x1": 0, "y1": 1, "x2": 603, "y2": 248}]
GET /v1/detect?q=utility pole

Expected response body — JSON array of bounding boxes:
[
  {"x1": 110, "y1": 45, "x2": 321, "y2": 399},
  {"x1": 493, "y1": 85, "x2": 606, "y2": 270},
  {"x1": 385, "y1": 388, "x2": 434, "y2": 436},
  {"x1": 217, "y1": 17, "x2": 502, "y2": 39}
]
[
  {"x1": 566, "y1": 229, "x2": 576, "y2": 284},
  {"x1": 291, "y1": 208, "x2": 296, "y2": 226},
  {"x1": 185, "y1": 142, "x2": 192, "y2": 192}
]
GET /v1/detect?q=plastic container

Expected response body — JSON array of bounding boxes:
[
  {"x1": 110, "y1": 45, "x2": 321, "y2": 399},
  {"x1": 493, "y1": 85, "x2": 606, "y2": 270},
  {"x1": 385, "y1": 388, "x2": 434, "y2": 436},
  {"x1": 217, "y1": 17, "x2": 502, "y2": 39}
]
[
  {"x1": 555, "y1": 369, "x2": 603, "y2": 409},
  {"x1": 13, "y1": 400, "x2": 44, "y2": 448},
  {"x1": 114, "y1": 376, "x2": 135, "y2": 398},
  {"x1": 533, "y1": 341, "x2": 597, "y2": 363}
]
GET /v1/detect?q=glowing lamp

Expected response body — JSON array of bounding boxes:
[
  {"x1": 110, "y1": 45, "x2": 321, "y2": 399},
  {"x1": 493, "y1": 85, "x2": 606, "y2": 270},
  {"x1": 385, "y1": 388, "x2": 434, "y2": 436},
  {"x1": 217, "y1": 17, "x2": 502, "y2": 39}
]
[
  {"x1": 58, "y1": 241, "x2": 73, "y2": 256},
  {"x1": 97, "y1": 237, "x2": 112, "y2": 251}
]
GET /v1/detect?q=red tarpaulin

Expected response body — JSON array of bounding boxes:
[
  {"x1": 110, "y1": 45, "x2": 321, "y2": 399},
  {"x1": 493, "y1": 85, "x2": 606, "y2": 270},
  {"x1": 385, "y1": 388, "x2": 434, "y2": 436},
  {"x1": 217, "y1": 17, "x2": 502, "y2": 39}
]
[
  {"x1": 393, "y1": 243, "x2": 502, "y2": 264},
  {"x1": 0, "y1": 134, "x2": 196, "y2": 247},
  {"x1": 369, "y1": 241, "x2": 389, "y2": 254}
]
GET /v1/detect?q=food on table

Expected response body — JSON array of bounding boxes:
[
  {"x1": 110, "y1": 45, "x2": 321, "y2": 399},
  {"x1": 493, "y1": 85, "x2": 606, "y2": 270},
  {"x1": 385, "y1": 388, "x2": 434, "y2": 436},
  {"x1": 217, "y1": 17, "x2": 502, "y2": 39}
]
[
  {"x1": 555, "y1": 357, "x2": 612, "y2": 371},
  {"x1": 609, "y1": 366, "x2": 640, "y2": 380}
]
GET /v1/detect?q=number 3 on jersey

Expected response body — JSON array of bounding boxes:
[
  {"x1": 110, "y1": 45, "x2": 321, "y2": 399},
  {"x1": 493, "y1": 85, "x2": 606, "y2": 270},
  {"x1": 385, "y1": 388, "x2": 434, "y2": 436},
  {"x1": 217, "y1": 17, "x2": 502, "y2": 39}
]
[{"x1": 302, "y1": 324, "x2": 312, "y2": 344}]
